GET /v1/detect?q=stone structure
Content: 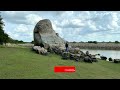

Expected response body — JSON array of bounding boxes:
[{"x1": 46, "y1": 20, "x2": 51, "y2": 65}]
[
  {"x1": 33, "y1": 19, "x2": 65, "y2": 49},
  {"x1": 32, "y1": 46, "x2": 48, "y2": 55}
]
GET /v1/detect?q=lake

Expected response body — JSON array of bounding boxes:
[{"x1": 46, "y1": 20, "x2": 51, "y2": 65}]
[{"x1": 80, "y1": 49, "x2": 120, "y2": 60}]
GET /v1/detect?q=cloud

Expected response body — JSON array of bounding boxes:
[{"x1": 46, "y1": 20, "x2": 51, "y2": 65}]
[
  {"x1": 25, "y1": 14, "x2": 42, "y2": 25},
  {"x1": 14, "y1": 24, "x2": 29, "y2": 33},
  {"x1": 1, "y1": 11, "x2": 120, "y2": 42}
]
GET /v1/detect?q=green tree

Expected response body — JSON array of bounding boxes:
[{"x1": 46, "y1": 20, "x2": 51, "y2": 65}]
[
  {"x1": 73, "y1": 41, "x2": 76, "y2": 43},
  {"x1": 0, "y1": 13, "x2": 9, "y2": 45},
  {"x1": 3, "y1": 33, "x2": 9, "y2": 45},
  {"x1": 31, "y1": 40, "x2": 34, "y2": 44},
  {"x1": 0, "y1": 13, "x2": 5, "y2": 45},
  {"x1": 88, "y1": 41, "x2": 92, "y2": 43},
  {"x1": 115, "y1": 41, "x2": 119, "y2": 44},
  {"x1": 93, "y1": 41, "x2": 97, "y2": 44},
  {"x1": 18, "y1": 40, "x2": 24, "y2": 43}
]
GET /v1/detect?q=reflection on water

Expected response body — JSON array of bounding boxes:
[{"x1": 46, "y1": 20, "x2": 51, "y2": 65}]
[{"x1": 80, "y1": 49, "x2": 120, "y2": 60}]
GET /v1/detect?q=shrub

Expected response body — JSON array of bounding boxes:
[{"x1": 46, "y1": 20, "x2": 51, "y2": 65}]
[{"x1": 115, "y1": 41, "x2": 119, "y2": 44}]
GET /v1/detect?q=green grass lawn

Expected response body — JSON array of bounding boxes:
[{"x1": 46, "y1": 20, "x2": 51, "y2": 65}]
[{"x1": 0, "y1": 47, "x2": 120, "y2": 79}]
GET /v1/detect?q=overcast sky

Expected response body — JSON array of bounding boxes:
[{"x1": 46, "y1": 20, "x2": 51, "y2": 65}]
[{"x1": 1, "y1": 11, "x2": 120, "y2": 42}]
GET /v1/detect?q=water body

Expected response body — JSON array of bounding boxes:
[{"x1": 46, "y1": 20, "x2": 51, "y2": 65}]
[{"x1": 80, "y1": 49, "x2": 120, "y2": 60}]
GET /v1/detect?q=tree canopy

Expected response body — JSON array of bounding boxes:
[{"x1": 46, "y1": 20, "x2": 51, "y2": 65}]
[
  {"x1": 0, "y1": 13, "x2": 11, "y2": 45},
  {"x1": 0, "y1": 13, "x2": 26, "y2": 45}
]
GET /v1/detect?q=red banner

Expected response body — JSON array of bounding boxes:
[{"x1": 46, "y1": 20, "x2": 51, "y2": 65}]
[{"x1": 54, "y1": 66, "x2": 75, "y2": 73}]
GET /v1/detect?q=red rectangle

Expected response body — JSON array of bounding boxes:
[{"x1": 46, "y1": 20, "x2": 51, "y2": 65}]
[{"x1": 54, "y1": 66, "x2": 75, "y2": 73}]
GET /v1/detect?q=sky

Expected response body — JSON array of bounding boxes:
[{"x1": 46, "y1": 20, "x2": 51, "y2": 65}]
[{"x1": 1, "y1": 11, "x2": 120, "y2": 42}]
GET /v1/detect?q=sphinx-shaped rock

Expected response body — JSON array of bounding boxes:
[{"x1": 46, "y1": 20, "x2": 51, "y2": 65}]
[{"x1": 33, "y1": 19, "x2": 65, "y2": 49}]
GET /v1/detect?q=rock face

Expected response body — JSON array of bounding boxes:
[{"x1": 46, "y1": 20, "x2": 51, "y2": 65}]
[
  {"x1": 32, "y1": 46, "x2": 48, "y2": 55},
  {"x1": 33, "y1": 19, "x2": 65, "y2": 49}
]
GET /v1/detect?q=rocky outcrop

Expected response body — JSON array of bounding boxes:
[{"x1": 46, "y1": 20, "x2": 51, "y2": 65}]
[
  {"x1": 100, "y1": 56, "x2": 107, "y2": 60},
  {"x1": 114, "y1": 59, "x2": 120, "y2": 63},
  {"x1": 33, "y1": 19, "x2": 65, "y2": 49},
  {"x1": 32, "y1": 46, "x2": 48, "y2": 55}
]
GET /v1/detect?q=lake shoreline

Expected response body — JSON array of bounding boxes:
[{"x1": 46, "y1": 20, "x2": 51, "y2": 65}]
[
  {"x1": 69, "y1": 42, "x2": 120, "y2": 51},
  {"x1": 80, "y1": 48, "x2": 120, "y2": 59}
]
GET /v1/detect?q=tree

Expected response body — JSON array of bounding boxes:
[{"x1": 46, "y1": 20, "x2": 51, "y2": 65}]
[
  {"x1": 0, "y1": 13, "x2": 5, "y2": 45},
  {"x1": 73, "y1": 41, "x2": 76, "y2": 43},
  {"x1": 93, "y1": 41, "x2": 97, "y2": 44},
  {"x1": 88, "y1": 41, "x2": 97, "y2": 44},
  {"x1": 3, "y1": 33, "x2": 9, "y2": 45},
  {"x1": 8, "y1": 37, "x2": 14, "y2": 43},
  {"x1": 115, "y1": 41, "x2": 119, "y2": 44},
  {"x1": 18, "y1": 40, "x2": 24, "y2": 43},
  {"x1": 88, "y1": 41, "x2": 92, "y2": 43},
  {"x1": 0, "y1": 13, "x2": 9, "y2": 45},
  {"x1": 31, "y1": 40, "x2": 34, "y2": 44}
]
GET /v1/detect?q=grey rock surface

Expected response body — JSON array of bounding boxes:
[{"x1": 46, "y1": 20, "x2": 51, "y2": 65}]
[{"x1": 33, "y1": 19, "x2": 65, "y2": 49}]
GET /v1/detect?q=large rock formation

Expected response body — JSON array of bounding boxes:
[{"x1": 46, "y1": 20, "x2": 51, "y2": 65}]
[{"x1": 33, "y1": 19, "x2": 65, "y2": 49}]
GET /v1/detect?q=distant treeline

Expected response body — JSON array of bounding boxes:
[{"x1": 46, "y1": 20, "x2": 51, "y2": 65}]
[
  {"x1": 8, "y1": 38, "x2": 26, "y2": 44},
  {"x1": 72, "y1": 41, "x2": 120, "y2": 44},
  {"x1": 69, "y1": 42, "x2": 120, "y2": 50}
]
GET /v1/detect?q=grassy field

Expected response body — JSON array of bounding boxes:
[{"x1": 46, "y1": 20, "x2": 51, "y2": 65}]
[{"x1": 0, "y1": 47, "x2": 120, "y2": 79}]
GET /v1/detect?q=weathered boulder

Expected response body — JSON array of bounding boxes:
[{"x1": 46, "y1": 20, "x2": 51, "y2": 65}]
[
  {"x1": 95, "y1": 54, "x2": 101, "y2": 59},
  {"x1": 89, "y1": 55, "x2": 98, "y2": 62},
  {"x1": 100, "y1": 56, "x2": 107, "y2": 60},
  {"x1": 114, "y1": 59, "x2": 120, "y2": 63},
  {"x1": 38, "y1": 47, "x2": 47, "y2": 55},
  {"x1": 32, "y1": 46, "x2": 40, "y2": 51},
  {"x1": 33, "y1": 19, "x2": 65, "y2": 49},
  {"x1": 84, "y1": 56, "x2": 92, "y2": 63},
  {"x1": 109, "y1": 57, "x2": 113, "y2": 61},
  {"x1": 74, "y1": 54, "x2": 81, "y2": 62},
  {"x1": 86, "y1": 51, "x2": 89, "y2": 55},
  {"x1": 70, "y1": 53, "x2": 75, "y2": 60},
  {"x1": 62, "y1": 52, "x2": 70, "y2": 60},
  {"x1": 32, "y1": 46, "x2": 48, "y2": 55},
  {"x1": 79, "y1": 55, "x2": 85, "y2": 61},
  {"x1": 69, "y1": 47, "x2": 80, "y2": 54}
]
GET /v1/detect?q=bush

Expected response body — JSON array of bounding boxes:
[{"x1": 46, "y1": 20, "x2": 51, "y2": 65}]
[
  {"x1": 73, "y1": 41, "x2": 76, "y2": 43},
  {"x1": 31, "y1": 41, "x2": 34, "y2": 44},
  {"x1": 115, "y1": 41, "x2": 119, "y2": 44},
  {"x1": 88, "y1": 41, "x2": 97, "y2": 44},
  {"x1": 93, "y1": 41, "x2": 97, "y2": 44}
]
